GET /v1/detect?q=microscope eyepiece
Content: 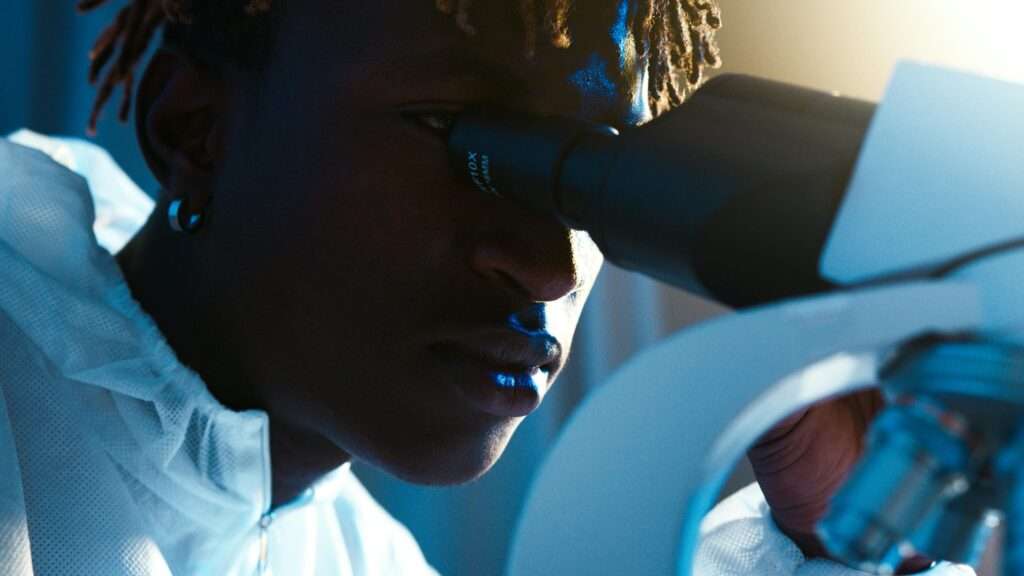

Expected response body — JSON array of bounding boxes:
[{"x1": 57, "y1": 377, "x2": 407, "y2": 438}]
[
  {"x1": 446, "y1": 75, "x2": 876, "y2": 308},
  {"x1": 447, "y1": 106, "x2": 619, "y2": 224}
]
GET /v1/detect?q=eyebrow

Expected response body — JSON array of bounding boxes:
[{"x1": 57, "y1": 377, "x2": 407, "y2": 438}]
[{"x1": 380, "y1": 46, "x2": 633, "y2": 128}]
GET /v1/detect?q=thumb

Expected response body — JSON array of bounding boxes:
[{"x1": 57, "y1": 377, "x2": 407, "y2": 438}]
[{"x1": 747, "y1": 391, "x2": 883, "y2": 556}]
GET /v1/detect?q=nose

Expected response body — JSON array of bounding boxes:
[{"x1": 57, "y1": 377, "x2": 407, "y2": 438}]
[{"x1": 471, "y1": 206, "x2": 581, "y2": 303}]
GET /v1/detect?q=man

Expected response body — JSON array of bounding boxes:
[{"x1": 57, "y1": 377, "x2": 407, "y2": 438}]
[{"x1": 0, "y1": 0, "x2": 962, "y2": 573}]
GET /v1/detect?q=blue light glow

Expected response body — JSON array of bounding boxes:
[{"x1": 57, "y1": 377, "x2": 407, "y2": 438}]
[
  {"x1": 611, "y1": 0, "x2": 631, "y2": 70},
  {"x1": 568, "y1": 54, "x2": 617, "y2": 107},
  {"x1": 496, "y1": 373, "x2": 517, "y2": 389}
]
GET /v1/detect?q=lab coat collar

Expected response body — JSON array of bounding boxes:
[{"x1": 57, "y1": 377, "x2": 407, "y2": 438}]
[{"x1": 3, "y1": 131, "x2": 274, "y2": 561}]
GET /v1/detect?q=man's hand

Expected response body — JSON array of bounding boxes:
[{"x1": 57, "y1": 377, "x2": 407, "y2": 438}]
[{"x1": 747, "y1": 390, "x2": 934, "y2": 573}]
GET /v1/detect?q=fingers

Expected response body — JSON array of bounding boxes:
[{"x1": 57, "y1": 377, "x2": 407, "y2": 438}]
[{"x1": 747, "y1": 391, "x2": 885, "y2": 558}]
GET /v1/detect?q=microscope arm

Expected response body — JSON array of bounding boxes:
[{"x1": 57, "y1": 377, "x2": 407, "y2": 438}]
[
  {"x1": 449, "y1": 73, "x2": 876, "y2": 308},
  {"x1": 507, "y1": 280, "x2": 980, "y2": 576}
]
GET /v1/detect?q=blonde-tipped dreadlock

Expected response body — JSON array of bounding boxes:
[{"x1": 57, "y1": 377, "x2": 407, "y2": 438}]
[{"x1": 79, "y1": 0, "x2": 721, "y2": 134}]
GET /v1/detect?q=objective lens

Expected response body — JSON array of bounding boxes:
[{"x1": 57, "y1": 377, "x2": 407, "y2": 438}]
[
  {"x1": 911, "y1": 484, "x2": 999, "y2": 567},
  {"x1": 818, "y1": 401, "x2": 971, "y2": 573}
]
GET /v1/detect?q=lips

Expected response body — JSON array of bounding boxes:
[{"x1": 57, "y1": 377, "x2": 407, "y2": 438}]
[
  {"x1": 430, "y1": 329, "x2": 562, "y2": 417},
  {"x1": 437, "y1": 330, "x2": 561, "y2": 373}
]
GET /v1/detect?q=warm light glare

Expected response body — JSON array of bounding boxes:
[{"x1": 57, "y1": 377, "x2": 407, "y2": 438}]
[
  {"x1": 953, "y1": 2, "x2": 1024, "y2": 85},
  {"x1": 716, "y1": 0, "x2": 1024, "y2": 99}
]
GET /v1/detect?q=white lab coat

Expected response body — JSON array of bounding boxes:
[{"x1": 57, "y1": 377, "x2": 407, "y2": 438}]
[
  {"x1": 696, "y1": 483, "x2": 974, "y2": 576},
  {"x1": 0, "y1": 132, "x2": 438, "y2": 575},
  {"x1": 0, "y1": 131, "x2": 975, "y2": 575}
]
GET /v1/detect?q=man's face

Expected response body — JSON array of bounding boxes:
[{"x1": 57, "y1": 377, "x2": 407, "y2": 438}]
[{"x1": 203, "y1": 0, "x2": 651, "y2": 484}]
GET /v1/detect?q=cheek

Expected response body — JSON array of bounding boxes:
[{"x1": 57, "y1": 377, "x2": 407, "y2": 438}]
[
  {"x1": 298, "y1": 123, "x2": 458, "y2": 282},
  {"x1": 209, "y1": 81, "x2": 464, "y2": 342},
  {"x1": 236, "y1": 76, "x2": 456, "y2": 261}
]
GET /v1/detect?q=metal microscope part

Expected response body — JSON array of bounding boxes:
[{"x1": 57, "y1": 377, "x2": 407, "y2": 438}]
[
  {"x1": 911, "y1": 482, "x2": 1001, "y2": 566},
  {"x1": 1005, "y1": 477, "x2": 1024, "y2": 576},
  {"x1": 817, "y1": 398, "x2": 972, "y2": 573},
  {"x1": 995, "y1": 428, "x2": 1024, "y2": 576},
  {"x1": 820, "y1": 341, "x2": 1024, "y2": 574}
]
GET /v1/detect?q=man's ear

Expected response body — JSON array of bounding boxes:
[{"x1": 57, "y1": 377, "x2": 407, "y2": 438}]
[{"x1": 135, "y1": 48, "x2": 227, "y2": 210}]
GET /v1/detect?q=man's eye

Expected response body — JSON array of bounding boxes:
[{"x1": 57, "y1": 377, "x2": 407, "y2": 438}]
[{"x1": 403, "y1": 110, "x2": 459, "y2": 140}]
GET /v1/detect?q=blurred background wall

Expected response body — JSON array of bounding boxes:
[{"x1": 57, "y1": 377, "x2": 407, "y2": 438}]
[
  {"x1": 0, "y1": 1, "x2": 159, "y2": 194},
  {"x1": 3, "y1": 1, "x2": 1021, "y2": 574}
]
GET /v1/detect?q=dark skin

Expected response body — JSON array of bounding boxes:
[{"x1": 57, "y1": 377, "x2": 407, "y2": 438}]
[
  {"x1": 750, "y1": 391, "x2": 885, "y2": 557},
  {"x1": 116, "y1": 0, "x2": 640, "y2": 507},
  {"x1": 750, "y1": 392, "x2": 935, "y2": 573},
  {"x1": 114, "y1": 0, "x2": 907, "y2": 568}
]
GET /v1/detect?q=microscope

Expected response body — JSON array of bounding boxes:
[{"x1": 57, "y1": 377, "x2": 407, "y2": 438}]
[{"x1": 447, "y1": 62, "x2": 1024, "y2": 575}]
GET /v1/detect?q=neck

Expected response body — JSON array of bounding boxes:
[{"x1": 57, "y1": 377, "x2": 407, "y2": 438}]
[
  {"x1": 115, "y1": 196, "x2": 350, "y2": 509},
  {"x1": 115, "y1": 199, "x2": 210, "y2": 384}
]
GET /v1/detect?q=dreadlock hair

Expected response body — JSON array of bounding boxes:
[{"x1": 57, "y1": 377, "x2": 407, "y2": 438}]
[{"x1": 78, "y1": 0, "x2": 722, "y2": 135}]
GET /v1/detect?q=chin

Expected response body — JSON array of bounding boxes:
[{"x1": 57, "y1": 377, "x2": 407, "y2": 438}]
[{"x1": 372, "y1": 421, "x2": 518, "y2": 486}]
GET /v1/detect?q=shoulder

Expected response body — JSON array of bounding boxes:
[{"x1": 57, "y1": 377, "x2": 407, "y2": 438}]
[
  {"x1": 1, "y1": 131, "x2": 86, "y2": 184},
  {"x1": 316, "y1": 466, "x2": 439, "y2": 575},
  {"x1": 0, "y1": 134, "x2": 93, "y2": 246},
  {"x1": 0, "y1": 130, "x2": 153, "y2": 296},
  {"x1": 2, "y1": 130, "x2": 154, "y2": 255},
  {"x1": 0, "y1": 131, "x2": 93, "y2": 222},
  {"x1": 0, "y1": 133, "x2": 105, "y2": 288}
]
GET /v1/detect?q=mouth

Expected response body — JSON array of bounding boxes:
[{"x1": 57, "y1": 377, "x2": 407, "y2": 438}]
[{"x1": 430, "y1": 330, "x2": 562, "y2": 418}]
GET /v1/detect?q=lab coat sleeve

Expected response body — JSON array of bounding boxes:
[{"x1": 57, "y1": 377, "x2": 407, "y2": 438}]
[
  {"x1": 0, "y1": 312, "x2": 34, "y2": 576},
  {"x1": 0, "y1": 134, "x2": 175, "y2": 575},
  {"x1": 695, "y1": 483, "x2": 976, "y2": 576}
]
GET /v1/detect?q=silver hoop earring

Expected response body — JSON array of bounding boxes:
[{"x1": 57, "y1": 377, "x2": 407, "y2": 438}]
[{"x1": 168, "y1": 198, "x2": 204, "y2": 234}]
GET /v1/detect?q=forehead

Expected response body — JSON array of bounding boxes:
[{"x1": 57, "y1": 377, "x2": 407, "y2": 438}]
[{"x1": 277, "y1": 0, "x2": 650, "y2": 128}]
